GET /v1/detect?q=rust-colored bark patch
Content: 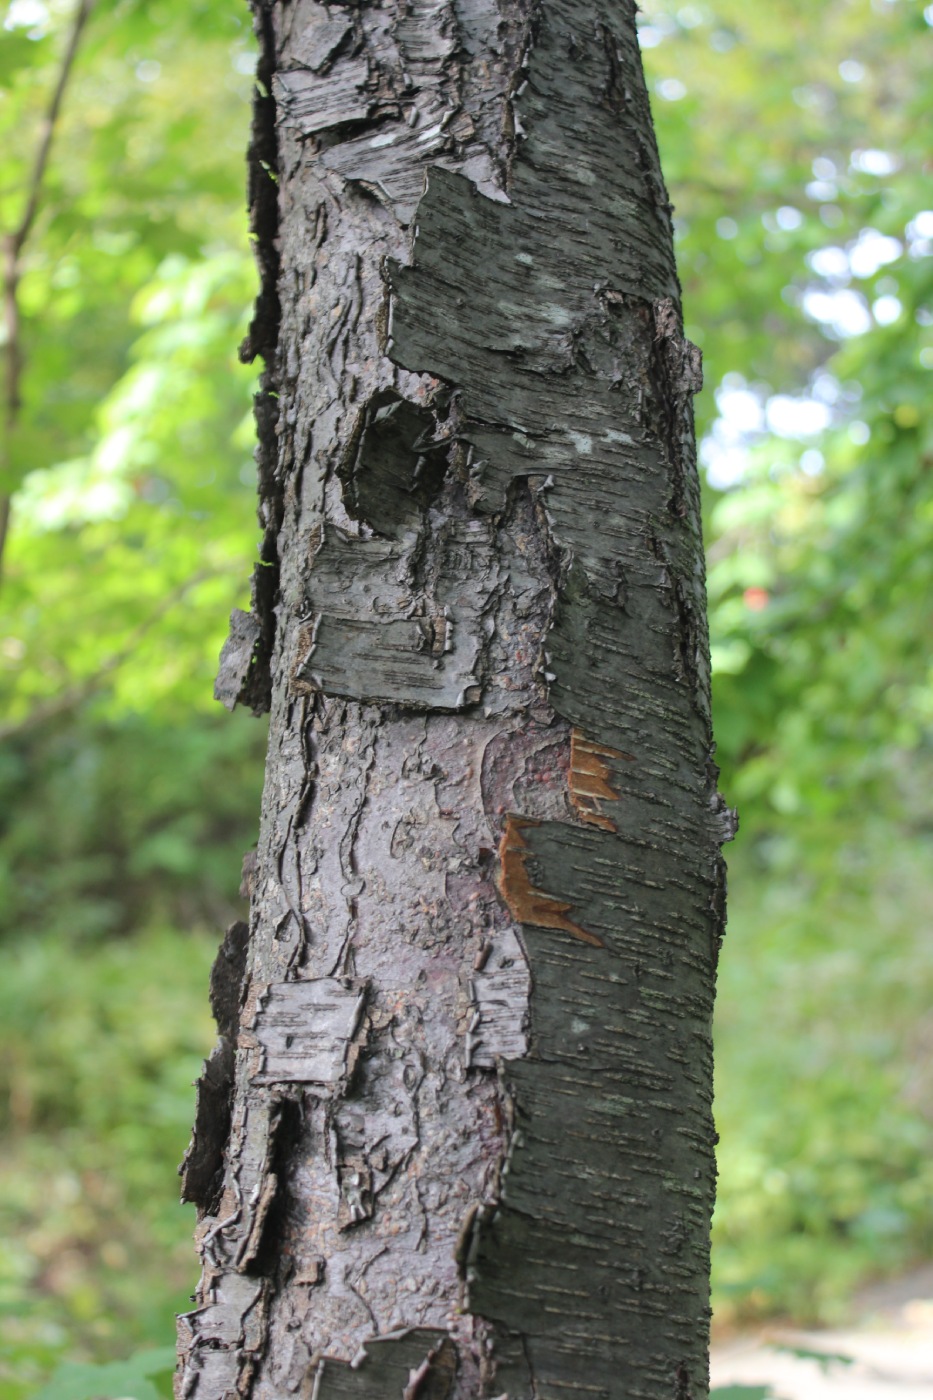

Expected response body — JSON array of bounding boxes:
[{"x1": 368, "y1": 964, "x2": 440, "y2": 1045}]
[
  {"x1": 569, "y1": 728, "x2": 632, "y2": 832},
  {"x1": 497, "y1": 814, "x2": 605, "y2": 947}
]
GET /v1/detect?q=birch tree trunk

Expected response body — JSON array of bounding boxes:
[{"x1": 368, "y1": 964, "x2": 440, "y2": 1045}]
[{"x1": 177, "y1": 0, "x2": 735, "y2": 1395}]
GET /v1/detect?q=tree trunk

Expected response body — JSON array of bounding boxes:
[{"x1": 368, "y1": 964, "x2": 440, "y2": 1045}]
[{"x1": 177, "y1": 1, "x2": 734, "y2": 1396}]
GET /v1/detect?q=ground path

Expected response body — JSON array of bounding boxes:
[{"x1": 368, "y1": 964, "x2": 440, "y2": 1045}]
[{"x1": 710, "y1": 1265, "x2": 933, "y2": 1398}]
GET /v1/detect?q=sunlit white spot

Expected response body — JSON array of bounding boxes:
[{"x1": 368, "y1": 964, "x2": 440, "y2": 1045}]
[
  {"x1": 717, "y1": 386, "x2": 764, "y2": 434},
  {"x1": 908, "y1": 210, "x2": 933, "y2": 240},
  {"x1": 807, "y1": 246, "x2": 849, "y2": 282},
  {"x1": 800, "y1": 449, "x2": 824, "y2": 476},
  {"x1": 717, "y1": 217, "x2": 738, "y2": 240},
  {"x1": 848, "y1": 228, "x2": 901, "y2": 278},
  {"x1": 766, "y1": 396, "x2": 832, "y2": 439},
  {"x1": 873, "y1": 295, "x2": 902, "y2": 325},
  {"x1": 839, "y1": 59, "x2": 865, "y2": 83},
  {"x1": 4, "y1": 0, "x2": 47, "y2": 32},
  {"x1": 802, "y1": 287, "x2": 871, "y2": 338},
  {"x1": 700, "y1": 378, "x2": 765, "y2": 490},
  {"x1": 849, "y1": 421, "x2": 871, "y2": 445},
  {"x1": 775, "y1": 206, "x2": 803, "y2": 231},
  {"x1": 850, "y1": 148, "x2": 899, "y2": 177},
  {"x1": 700, "y1": 440, "x2": 749, "y2": 491}
]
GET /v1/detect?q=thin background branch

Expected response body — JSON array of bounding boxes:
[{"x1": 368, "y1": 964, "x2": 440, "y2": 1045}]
[
  {"x1": 0, "y1": 569, "x2": 221, "y2": 743},
  {"x1": 1, "y1": 0, "x2": 96, "y2": 584}
]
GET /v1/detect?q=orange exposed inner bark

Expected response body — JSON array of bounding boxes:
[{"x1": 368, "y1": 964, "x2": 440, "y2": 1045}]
[
  {"x1": 496, "y1": 814, "x2": 605, "y2": 947},
  {"x1": 568, "y1": 729, "x2": 631, "y2": 831}
]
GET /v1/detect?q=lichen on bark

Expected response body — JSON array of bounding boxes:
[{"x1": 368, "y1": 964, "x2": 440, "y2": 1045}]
[{"x1": 177, "y1": 1, "x2": 735, "y2": 1396}]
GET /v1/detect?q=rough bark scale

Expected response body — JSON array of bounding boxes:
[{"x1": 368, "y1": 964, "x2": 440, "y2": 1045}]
[{"x1": 179, "y1": 0, "x2": 735, "y2": 1396}]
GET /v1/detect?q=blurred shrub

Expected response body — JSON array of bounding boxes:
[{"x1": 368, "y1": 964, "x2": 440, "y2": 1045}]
[
  {"x1": 0, "y1": 927, "x2": 216, "y2": 1399},
  {"x1": 713, "y1": 829, "x2": 933, "y2": 1323},
  {"x1": 30, "y1": 1348, "x2": 175, "y2": 1400},
  {"x1": 0, "y1": 711, "x2": 264, "y2": 942}
]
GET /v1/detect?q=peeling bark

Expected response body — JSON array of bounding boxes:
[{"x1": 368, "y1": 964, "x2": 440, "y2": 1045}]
[{"x1": 178, "y1": 0, "x2": 734, "y2": 1395}]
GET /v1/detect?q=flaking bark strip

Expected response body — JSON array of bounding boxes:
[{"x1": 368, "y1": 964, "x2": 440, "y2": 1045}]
[
  {"x1": 284, "y1": 4, "x2": 353, "y2": 74},
  {"x1": 237, "y1": 1170, "x2": 280, "y2": 1272},
  {"x1": 248, "y1": 978, "x2": 366, "y2": 1086},
  {"x1": 238, "y1": 1096, "x2": 305, "y2": 1274},
  {"x1": 291, "y1": 521, "x2": 495, "y2": 710},
  {"x1": 496, "y1": 813, "x2": 605, "y2": 948},
  {"x1": 215, "y1": 609, "x2": 264, "y2": 713},
  {"x1": 177, "y1": 1272, "x2": 269, "y2": 1399},
  {"x1": 273, "y1": 64, "x2": 374, "y2": 136},
  {"x1": 465, "y1": 925, "x2": 531, "y2": 1067}
]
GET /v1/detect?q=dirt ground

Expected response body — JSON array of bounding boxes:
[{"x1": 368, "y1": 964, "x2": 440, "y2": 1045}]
[{"x1": 710, "y1": 1265, "x2": 933, "y2": 1399}]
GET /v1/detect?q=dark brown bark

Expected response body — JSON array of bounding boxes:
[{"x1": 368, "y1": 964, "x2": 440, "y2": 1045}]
[{"x1": 177, "y1": 1, "x2": 734, "y2": 1396}]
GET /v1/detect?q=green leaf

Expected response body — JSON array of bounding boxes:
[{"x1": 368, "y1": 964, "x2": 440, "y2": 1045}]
[
  {"x1": 710, "y1": 1388, "x2": 775, "y2": 1400},
  {"x1": 30, "y1": 1347, "x2": 175, "y2": 1400}
]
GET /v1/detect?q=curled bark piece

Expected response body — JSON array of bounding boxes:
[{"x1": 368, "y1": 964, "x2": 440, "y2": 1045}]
[{"x1": 214, "y1": 609, "x2": 263, "y2": 713}]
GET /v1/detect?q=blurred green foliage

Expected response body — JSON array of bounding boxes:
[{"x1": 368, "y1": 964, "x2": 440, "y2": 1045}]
[
  {"x1": 0, "y1": 928, "x2": 214, "y2": 1398},
  {"x1": 638, "y1": 0, "x2": 933, "y2": 1329},
  {"x1": 30, "y1": 1348, "x2": 175, "y2": 1400},
  {"x1": 0, "y1": 0, "x2": 931, "y2": 1394}
]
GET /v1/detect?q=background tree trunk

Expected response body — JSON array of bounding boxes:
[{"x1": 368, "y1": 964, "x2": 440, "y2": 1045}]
[{"x1": 177, "y1": 0, "x2": 734, "y2": 1395}]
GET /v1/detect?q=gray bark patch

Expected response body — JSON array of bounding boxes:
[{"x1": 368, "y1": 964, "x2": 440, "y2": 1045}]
[{"x1": 313, "y1": 1329, "x2": 457, "y2": 1397}]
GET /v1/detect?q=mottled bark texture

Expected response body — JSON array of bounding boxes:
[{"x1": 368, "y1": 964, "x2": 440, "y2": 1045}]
[{"x1": 178, "y1": 0, "x2": 735, "y2": 1396}]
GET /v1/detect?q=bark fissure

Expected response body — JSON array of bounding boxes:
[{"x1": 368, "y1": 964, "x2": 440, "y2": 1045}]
[{"x1": 179, "y1": 0, "x2": 733, "y2": 1395}]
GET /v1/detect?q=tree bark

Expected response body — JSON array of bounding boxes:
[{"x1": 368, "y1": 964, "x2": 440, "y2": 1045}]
[{"x1": 177, "y1": 1, "x2": 735, "y2": 1396}]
